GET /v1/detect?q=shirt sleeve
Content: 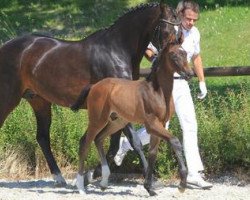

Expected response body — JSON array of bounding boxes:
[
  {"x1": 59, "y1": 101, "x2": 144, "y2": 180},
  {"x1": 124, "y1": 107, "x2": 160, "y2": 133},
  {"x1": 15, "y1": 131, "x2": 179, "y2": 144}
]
[
  {"x1": 193, "y1": 28, "x2": 201, "y2": 56},
  {"x1": 147, "y1": 42, "x2": 158, "y2": 55}
]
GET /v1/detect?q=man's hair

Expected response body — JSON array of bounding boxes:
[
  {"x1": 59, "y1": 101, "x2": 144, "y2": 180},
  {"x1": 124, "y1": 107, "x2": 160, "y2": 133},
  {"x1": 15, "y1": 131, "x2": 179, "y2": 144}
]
[{"x1": 176, "y1": 1, "x2": 200, "y2": 15}]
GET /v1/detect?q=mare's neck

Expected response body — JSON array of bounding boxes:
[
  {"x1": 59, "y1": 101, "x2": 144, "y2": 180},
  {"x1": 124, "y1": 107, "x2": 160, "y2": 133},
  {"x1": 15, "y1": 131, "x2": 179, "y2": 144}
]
[{"x1": 110, "y1": 5, "x2": 161, "y2": 79}]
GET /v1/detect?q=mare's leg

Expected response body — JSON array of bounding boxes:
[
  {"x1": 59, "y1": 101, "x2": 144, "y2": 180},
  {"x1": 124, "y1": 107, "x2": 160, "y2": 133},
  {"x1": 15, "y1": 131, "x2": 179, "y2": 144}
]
[
  {"x1": 104, "y1": 123, "x2": 147, "y2": 175},
  {"x1": 0, "y1": 72, "x2": 22, "y2": 127},
  {"x1": 0, "y1": 94, "x2": 21, "y2": 127},
  {"x1": 28, "y1": 97, "x2": 66, "y2": 186},
  {"x1": 123, "y1": 123, "x2": 148, "y2": 175},
  {"x1": 107, "y1": 130, "x2": 122, "y2": 158}
]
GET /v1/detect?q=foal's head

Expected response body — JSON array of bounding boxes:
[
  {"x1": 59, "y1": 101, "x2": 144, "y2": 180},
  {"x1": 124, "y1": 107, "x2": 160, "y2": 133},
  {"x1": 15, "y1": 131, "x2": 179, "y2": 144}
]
[{"x1": 162, "y1": 43, "x2": 193, "y2": 79}]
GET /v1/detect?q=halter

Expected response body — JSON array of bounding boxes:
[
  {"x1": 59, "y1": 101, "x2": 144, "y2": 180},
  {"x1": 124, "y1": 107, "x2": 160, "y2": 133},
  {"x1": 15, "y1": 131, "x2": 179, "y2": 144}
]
[
  {"x1": 159, "y1": 19, "x2": 181, "y2": 26},
  {"x1": 155, "y1": 18, "x2": 182, "y2": 51},
  {"x1": 148, "y1": 18, "x2": 183, "y2": 81}
]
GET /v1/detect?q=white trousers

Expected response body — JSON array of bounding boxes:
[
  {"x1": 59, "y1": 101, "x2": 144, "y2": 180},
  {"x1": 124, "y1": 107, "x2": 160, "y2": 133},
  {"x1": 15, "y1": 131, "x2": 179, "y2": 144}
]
[{"x1": 119, "y1": 79, "x2": 204, "y2": 175}]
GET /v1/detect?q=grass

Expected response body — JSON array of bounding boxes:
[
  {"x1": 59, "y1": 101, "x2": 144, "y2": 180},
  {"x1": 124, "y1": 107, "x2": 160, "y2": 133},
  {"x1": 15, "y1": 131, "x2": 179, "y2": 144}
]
[
  {"x1": 0, "y1": 0, "x2": 151, "y2": 43},
  {"x1": 0, "y1": 1, "x2": 249, "y2": 178},
  {"x1": 199, "y1": 6, "x2": 250, "y2": 66},
  {"x1": 141, "y1": 5, "x2": 250, "y2": 67}
]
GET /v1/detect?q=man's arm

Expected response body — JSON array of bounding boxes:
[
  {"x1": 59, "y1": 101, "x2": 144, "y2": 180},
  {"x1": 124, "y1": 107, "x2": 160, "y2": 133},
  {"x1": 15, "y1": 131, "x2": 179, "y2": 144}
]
[
  {"x1": 145, "y1": 42, "x2": 158, "y2": 62},
  {"x1": 192, "y1": 54, "x2": 207, "y2": 99},
  {"x1": 145, "y1": 49, "x2": 156, "y2": 62},
  {"x1": 192, "y1": 54, "x2": 205, "y2": 81}
]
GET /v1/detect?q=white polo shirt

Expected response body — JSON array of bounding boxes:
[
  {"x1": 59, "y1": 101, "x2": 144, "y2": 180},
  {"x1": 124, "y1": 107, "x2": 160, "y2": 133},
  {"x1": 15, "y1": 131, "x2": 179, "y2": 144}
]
[
  {"x1": 181, "y1": 26, "x2": 200, "y2": 63},
  {"x1": 147, "y1": 26, "x2": 201, "y2": 63}
]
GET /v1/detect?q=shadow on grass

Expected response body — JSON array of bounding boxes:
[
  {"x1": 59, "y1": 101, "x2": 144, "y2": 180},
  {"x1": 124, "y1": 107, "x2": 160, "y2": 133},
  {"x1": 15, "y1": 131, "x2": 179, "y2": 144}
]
[
  {"x1": 0, "y1": 0, "x2": 129, "y2": 43},
  {"x1": 1, "y1": 0, "x2": 249, "y2": 43}
]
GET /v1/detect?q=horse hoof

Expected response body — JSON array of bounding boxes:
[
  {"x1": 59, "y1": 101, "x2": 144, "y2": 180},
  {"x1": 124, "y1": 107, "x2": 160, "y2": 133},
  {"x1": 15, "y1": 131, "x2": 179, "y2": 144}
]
[
  {"x1": 53, "y1": 174, "x2": 67, "y2": 187},
  {"x1": 100, "y1": 181, "x2": 108, "y2": 191},
  {"x1": 100, "y1": 186, "x2": 107, "y2": 191},
  {"x1": 84, "y1": 175, "x2": 90, "y2": 187},
  {"x1": 178, "y1": 185, "x2": 186, "y2": 193},
  {"x1": 93, "y1": 165, "x2": 102, "y2": 179},
  {"x1": 54, "y1": 181, "x2": 67, "y2": 188},
  {"x1": 78, "y1": 189, "x2": 86, "y2": 195},
  {"x1": 151, "y1": 180, "x2": 165, "y2": 190},
  {"x1": 76, "y1": 173, "x2": 86, "y2": 194},
  {"x1": 148, "y1": 190, "x2": 157, "y2": 196},
  {"x1": 87, "y1": 171, "x2": 94, "y2": 183}
]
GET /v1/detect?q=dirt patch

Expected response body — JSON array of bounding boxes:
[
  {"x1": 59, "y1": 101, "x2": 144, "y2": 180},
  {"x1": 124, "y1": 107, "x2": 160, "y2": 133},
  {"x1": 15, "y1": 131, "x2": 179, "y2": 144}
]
[{"x1": 0, "y1": 175, "x2": 249, "y2": 200}]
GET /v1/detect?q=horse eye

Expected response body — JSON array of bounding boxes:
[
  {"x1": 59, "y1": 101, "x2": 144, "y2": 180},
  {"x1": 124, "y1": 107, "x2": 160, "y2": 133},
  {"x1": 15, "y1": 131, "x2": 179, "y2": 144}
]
[{"x1": 170, "y1": 53, "x2": 178, "y2": 61}]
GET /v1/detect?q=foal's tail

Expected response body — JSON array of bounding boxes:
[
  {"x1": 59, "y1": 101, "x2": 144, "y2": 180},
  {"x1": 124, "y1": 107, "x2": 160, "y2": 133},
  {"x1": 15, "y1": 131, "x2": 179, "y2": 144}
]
[{"x1": 71, "y1": 84, "x2": 92, "y2": 112}]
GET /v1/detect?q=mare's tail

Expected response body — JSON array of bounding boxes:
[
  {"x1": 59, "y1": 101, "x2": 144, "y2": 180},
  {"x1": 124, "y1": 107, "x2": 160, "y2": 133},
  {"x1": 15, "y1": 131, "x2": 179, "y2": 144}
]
[{"x1": 71, "y1": 84, "x2": 92, "y2": 112}]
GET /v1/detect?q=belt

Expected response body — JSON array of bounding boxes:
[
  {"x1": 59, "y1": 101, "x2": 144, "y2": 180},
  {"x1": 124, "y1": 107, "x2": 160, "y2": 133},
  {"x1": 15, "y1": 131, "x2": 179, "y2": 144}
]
[{"x1": 174, "y1": 76, "x2": 185, "y2": 80}]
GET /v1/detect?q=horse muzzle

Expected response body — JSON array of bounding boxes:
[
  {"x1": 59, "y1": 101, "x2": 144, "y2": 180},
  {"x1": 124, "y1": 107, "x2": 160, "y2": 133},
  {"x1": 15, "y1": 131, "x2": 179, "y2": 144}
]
[{"x1": 179, "y1": 70, "x2": 194, "y2": 81}]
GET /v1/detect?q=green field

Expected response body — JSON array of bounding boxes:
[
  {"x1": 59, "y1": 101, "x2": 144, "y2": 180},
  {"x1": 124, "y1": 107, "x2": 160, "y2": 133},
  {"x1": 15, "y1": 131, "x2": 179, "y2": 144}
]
[{"x1": 0, "y1": 1, "x2": 249, "y2": 179}]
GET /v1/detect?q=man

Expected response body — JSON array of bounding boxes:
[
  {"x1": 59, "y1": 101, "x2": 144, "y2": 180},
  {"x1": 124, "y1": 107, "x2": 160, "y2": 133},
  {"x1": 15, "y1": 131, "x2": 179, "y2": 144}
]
[{"x1": 114, "y1": 0, "x2": 212, "y2": 189}]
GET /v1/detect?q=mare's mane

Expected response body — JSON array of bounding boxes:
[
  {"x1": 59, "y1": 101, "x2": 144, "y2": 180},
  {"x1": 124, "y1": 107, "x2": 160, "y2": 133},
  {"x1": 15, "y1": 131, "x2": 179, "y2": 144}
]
[
  {"x1": 145, "y1": 58, "x2": 160, "y2": 83},
  {"x1": 110, "y1": 3, "x2": 159, "y2": 26},
  {"x1": 31, "y1": 3, "x2": 160, "y2": 41}
]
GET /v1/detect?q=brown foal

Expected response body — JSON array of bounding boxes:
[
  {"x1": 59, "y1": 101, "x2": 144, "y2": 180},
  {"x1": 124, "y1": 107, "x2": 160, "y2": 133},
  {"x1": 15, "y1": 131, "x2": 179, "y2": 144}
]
[{"x1": 72, "y1": 42, "x2": 193, "y2": 196}]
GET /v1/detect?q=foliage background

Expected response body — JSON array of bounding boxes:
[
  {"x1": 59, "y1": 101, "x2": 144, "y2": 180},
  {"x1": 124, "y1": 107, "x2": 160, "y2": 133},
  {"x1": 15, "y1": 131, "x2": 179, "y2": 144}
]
[{"x1": 0, "y1": 0, "x2": 249, "y2": 179}]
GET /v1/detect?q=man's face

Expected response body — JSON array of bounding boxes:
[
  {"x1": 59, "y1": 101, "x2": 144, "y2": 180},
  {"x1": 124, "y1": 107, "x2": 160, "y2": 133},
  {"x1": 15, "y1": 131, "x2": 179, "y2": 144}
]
[{"x1": 181, "y1": 9, "x2": 199, "y2": 30}]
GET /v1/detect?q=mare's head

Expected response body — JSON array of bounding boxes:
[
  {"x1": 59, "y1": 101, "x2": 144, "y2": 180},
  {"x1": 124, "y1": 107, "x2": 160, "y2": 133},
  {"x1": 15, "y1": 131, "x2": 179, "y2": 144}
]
[
  {"x1": 154, "y1": 2, "x2": 183, "y2": 50},
  {"x1": 161, "y1": 42, "x2": 193, "y2": 80}
]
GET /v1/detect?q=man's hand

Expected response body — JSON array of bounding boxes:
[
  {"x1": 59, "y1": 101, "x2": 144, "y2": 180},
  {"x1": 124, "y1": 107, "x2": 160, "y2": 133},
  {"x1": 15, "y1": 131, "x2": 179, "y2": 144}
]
[{"x1": 197, "y1": 81, "x2": 207, "y2": 100}]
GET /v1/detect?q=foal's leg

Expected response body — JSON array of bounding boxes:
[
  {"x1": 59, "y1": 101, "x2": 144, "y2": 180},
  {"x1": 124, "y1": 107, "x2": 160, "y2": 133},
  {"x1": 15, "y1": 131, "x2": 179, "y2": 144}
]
[
  {"x1": 94, "y1": 134, "x2": 110, "y2": 190},
  {"x1": 123, "y1": 123, "x2": 148, "y2": 175},
  {"x1": 144, "y1": 118, "x2": 187, "y2": 195},
  {"x1": 76, "y1": 129, "x2": 99, "y2": 194},
  {"x1": 77, "y1": 117, "x2": 109, "y2": 194},
  {"x1": 167, "y1": 98, "x2": 187, "y2": 190},
  {"x1": 144, "y1": 135, "x2": 161, "y2": 196},
  {"x1": 28, "y1": 97, "x2": 66, "y2": 186},
  {"x1": 169, "y1": 135, "x2": 187, "y2": 192},
  {"x1": 95, "y1": 119, "x2": 127, "y2": 189},
  {"x1": 93, "y1": 125, "x2": 135, "y2": 179},
  {"x1": 93, "y1": 130, "x2": 122, "y2": 179}
]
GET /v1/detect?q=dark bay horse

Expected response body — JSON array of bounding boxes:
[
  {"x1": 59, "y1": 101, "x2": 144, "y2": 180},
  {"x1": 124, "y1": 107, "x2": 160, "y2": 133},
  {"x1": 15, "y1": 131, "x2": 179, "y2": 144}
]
[
  {"x1": 0, "y1": 2, "x2": 181, "y2": 185},
  {"x1": 71, "y1": 41, "x2": 193, "y2": 196}
]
